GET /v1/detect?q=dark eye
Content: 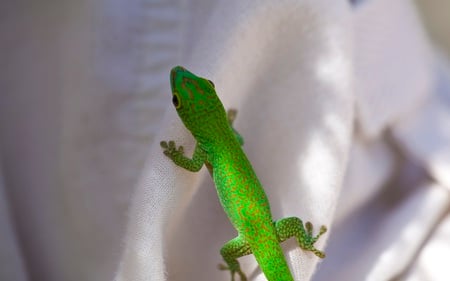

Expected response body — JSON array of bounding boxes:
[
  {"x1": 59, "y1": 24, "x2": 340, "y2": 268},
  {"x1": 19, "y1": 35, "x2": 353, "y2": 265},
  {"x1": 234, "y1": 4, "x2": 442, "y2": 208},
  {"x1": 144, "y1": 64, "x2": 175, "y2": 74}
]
[
  {"x1": 172, "y1": 93, "x2": 180, "y2": 108},
  {"x1": 208, "y1": 80, "x2": 215, "y2": 88}
]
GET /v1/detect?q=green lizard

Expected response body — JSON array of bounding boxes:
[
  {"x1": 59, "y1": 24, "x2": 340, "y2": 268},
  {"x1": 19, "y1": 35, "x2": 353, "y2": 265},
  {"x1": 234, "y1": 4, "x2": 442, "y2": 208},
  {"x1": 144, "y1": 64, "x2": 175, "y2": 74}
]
[{"x1": 161, "y1": 66, "x2": 327, "y2": 281}]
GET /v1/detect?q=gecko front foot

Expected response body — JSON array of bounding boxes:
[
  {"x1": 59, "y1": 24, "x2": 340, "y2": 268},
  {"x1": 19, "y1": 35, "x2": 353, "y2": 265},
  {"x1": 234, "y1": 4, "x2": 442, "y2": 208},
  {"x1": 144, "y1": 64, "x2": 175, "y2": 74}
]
[
  {"x1": 160, "y1": 140, "x2": 184, "y2": 159},
  {"x1": 160, "y1": 139, "x2": 206, "y2": 172},
  {"x1": 227, "y1": 109, "x2": 238, "y2": 125}
]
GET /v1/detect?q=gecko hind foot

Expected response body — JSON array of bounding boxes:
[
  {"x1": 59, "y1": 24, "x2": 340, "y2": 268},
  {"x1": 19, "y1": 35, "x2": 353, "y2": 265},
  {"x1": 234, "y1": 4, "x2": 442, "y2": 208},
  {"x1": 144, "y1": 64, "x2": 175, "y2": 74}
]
[
  {"x1": 302, "y1": 221, "x2": 327, "y2": 258},
  {"x1": 218, "y1": 263, "x2": 247, "y2": 281},
  {"x1": 275, "y1": 217, "x2": 327, "y2": 259}
]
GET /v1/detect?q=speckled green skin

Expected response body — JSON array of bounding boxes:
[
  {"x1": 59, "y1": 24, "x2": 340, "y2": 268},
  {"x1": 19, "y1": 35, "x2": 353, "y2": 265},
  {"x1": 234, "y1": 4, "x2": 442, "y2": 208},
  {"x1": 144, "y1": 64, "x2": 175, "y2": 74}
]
[{"x1": 161, "y1": 66, "x2": 327, "y2": 281}]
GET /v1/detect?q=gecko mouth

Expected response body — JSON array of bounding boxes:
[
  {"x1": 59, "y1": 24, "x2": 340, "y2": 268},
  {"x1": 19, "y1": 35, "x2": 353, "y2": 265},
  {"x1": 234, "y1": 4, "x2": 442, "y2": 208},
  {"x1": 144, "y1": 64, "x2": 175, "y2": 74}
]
[
  {"x1": 170, "y1": 66, "x2": 187, "y2": 91},
  {"x1": 170, "y1": 69, "x2": 176, "y2": 90}
]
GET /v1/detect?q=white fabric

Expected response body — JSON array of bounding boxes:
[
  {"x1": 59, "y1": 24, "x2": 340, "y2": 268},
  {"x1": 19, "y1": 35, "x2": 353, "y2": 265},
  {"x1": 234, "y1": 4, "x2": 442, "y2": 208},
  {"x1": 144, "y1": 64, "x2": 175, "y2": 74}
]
[
  {"x1": 403, "y1": 211, "x2": 450, "y2": 281},
  {"x1": 393, "y1": 54, "x2": 450, "y2": 189},
  {"x1": 354, "y1": 0, "x2": 433, "y2": 138},
  {"x1": 118, "y1": 1, "x2": 353, "y2": 281},
  {"x1": 1, "y1": 1, "x2": 450, "y2": 281}
]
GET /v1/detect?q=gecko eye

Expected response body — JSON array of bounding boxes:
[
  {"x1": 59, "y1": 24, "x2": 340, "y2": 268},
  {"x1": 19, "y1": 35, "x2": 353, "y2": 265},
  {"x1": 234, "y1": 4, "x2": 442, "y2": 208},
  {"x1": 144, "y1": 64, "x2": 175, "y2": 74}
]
[
  {"x1": 172, "y1": 92, "x2": 181, "y2": 109},
  {"x1": 207, "y1": 80, "x2": 215, "y2": 88}
]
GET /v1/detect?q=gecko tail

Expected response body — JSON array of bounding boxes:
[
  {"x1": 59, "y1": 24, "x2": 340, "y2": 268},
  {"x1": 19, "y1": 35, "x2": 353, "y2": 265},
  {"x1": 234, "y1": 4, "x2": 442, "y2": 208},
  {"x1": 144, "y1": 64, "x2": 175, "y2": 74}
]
[{"x1": 251, "y1": 241, "x2": 294, "y2": 281}]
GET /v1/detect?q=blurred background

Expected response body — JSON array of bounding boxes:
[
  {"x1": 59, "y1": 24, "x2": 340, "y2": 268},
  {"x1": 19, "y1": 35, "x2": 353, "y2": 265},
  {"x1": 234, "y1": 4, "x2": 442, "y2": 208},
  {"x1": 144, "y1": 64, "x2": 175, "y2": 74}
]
[
  {"x1": 0, "y1": 1, "x2": 449, "y2": 281},
  {"x1": 415, "y1": 0, "x2": 450, "y2": 56}
]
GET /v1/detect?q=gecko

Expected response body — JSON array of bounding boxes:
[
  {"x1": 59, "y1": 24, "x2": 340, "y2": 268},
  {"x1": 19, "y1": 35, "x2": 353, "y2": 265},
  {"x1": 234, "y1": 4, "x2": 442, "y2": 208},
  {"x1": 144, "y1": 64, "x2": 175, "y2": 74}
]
[{"x1": 160, "y1": 66, "x2": 327, "y2": 281}]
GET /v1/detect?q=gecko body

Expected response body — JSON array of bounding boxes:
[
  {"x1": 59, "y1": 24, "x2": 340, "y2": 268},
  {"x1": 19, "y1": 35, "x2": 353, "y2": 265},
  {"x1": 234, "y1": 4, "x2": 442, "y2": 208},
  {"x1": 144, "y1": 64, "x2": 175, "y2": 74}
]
[{"x1": 161, "y1": 66, "x2": 326, "y2": 281}]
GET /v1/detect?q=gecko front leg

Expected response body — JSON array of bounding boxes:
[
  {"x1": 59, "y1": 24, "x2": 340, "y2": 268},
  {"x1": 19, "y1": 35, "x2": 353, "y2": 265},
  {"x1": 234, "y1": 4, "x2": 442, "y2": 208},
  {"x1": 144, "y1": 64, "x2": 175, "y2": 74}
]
[
  {"x1": 227, "y1": 109, "x2": 244, "y2": 146},
  {"x1": 160, "y1": 140, "x2": 207, "y2": 172}
]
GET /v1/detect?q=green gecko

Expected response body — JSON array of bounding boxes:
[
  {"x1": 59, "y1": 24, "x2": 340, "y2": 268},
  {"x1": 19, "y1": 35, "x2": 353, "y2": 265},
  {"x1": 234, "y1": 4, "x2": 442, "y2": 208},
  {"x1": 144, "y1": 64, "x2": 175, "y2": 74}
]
[{"x1": 161, "y1": 66, "x2": 327, "y2": 281}]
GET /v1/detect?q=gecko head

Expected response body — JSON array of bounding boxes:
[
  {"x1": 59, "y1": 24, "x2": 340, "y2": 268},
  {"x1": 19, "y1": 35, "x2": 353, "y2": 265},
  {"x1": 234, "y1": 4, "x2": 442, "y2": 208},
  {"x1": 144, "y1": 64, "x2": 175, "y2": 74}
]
[{"x1": 169, "y1": 66, "x2": 226, "y2": 132}]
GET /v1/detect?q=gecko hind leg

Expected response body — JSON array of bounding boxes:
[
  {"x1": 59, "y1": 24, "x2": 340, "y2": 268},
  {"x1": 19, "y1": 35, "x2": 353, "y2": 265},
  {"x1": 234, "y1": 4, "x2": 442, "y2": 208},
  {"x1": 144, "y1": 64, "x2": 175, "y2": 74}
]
[
  {"x1": 227, "y1": 109, "x2": 244, "y2": 146},
  {"x1": 275, "y1": 217, "x2": 327, "y2": 258},
  {"x1": 218, "y1": 235, "x2": 252, "y2": 281}
]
